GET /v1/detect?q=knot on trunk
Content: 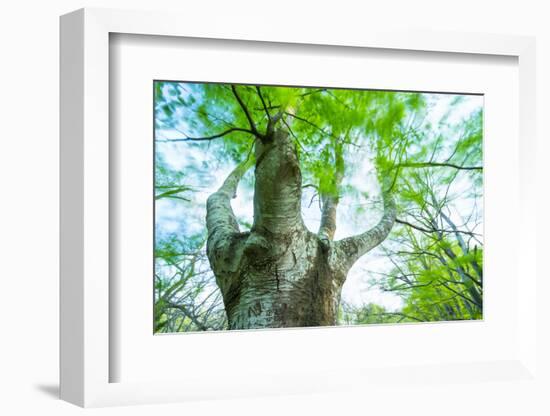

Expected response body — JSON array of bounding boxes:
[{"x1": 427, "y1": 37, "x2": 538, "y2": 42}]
[
  {"x1": 243, "y1": 232, "x2": 272, "y2": 257},
  {"x1": 318, "y1": 235, "x2": 331, "y2": 253}
]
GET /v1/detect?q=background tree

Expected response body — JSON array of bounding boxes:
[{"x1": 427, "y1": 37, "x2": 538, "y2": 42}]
[
  {"x1": 154, "y1": 82, "x2": 483, "y2": 332},
  {"x1": 372, "y1": 107, "x2": 483, "y2": 322}
]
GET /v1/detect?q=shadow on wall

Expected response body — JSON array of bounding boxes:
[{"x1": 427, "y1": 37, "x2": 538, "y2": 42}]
[{"x1": 34, "y1": 384, "x2": 59, "y2": 399}]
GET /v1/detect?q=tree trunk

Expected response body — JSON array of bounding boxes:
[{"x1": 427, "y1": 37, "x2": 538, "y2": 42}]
[{"x1": 206, "y1": 128, "x2": 395, "y2": 330}]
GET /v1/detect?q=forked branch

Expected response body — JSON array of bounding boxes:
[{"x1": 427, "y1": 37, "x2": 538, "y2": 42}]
[
  {"x1": 231, "y1": 85, "x2": 264, "y2": 140},
  {"x1": 256, "y1": 86, "x2": 271, "y2": 120}
]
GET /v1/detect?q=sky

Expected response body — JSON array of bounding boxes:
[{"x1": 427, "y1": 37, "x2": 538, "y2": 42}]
[{"x1": 155, "y1": 85, "x2": 483, "y2": 313}]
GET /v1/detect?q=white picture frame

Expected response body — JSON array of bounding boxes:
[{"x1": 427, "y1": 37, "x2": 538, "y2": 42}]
[{"x1": 60, "y1": 7, "x2": 538, "y2": 408}]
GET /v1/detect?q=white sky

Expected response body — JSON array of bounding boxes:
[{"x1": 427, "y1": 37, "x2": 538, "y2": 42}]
[{"x1": 156, "y1": 91, "x2": 483, "y2": 311}]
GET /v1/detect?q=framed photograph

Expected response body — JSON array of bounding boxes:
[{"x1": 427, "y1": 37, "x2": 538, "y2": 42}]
[
  {"x1": 60, "y1": 8, "x2": 538, "y2": 407},
  {"x1": 151, "y1": 80, "x2": 483, "y2": 334}
]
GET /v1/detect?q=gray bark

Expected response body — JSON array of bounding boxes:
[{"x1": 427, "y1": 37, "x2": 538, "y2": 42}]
[
  {"x1": 206, "y1": 128, "x2": 396, "y2": 329},
  {"x1": 318, "y1": 142, "x2": 344, "y2": 246}
]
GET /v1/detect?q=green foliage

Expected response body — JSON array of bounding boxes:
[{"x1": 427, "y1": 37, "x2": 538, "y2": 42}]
[{"x1": 340, "y1": 303, "x2": 406, "y2": 325}]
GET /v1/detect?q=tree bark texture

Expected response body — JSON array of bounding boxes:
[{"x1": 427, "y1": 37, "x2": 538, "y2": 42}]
[{"x1": 206, "y1": 128, "x2": 396, "y2": 329}]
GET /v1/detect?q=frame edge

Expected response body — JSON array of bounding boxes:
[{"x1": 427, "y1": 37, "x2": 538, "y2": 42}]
[{"x1": 59, "y1": 8, "x2": 85, "y2": 407}]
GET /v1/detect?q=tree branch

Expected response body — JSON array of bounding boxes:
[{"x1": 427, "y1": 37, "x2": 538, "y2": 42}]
[
  {"x1": 318, "y1": 142, "x2": 345, "y2": 245},
  {"x1": 393, "y1": 162, "x2": 482, "y2": 171},
  {"x1": 298, "y1": 88, "x2": 327, "y2": 98},
  {"x1": 155, "y1": 186, "x2": 191, "y2": 201},
  {"x1": 155, "y1": 127, "x2": 255, "y2": 143},
  {"x1": 256, "y1": 86, "x2": 271, "y2": 120},
  {"x1": 370, "y1": 312, "x2": 426, "y2": 323},
  {"x1": 231, "y1": 85, "x2": 263, "y2": 139},
  {"x1": 440, "y1": 211, "x2": 483, "y2": 284},
  {"x1": 283, "y1": 112, "x2": 337, "y2": 139},
  {"x1": 206, "y1": 156, "x2": 254, "y2": 255},
  {"x1": 395, "y1": 218, "x2": 481, "y2": 236},
  {"x1": 335, "y1": 182, "x2": 396, "y2": 269},
  {"x1": 166, "y1": 301, "x2": 209, "y2": 331}
]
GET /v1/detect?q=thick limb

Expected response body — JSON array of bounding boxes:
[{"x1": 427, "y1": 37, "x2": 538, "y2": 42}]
[
  {"x1": 333, "y1": 180, "x2": 396, "y2": 271},
  {"x1": 205, "y1": 156, "x2": 254, "y2": 277},
  {"x1": 318, "y1": 142, "x2": 345, "y2": 245}
]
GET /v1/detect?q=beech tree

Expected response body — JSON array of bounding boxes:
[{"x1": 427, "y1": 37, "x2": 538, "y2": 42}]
[{"x1": 154, "y1": 82, "x2": 483, "y2": 331}]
